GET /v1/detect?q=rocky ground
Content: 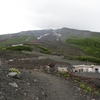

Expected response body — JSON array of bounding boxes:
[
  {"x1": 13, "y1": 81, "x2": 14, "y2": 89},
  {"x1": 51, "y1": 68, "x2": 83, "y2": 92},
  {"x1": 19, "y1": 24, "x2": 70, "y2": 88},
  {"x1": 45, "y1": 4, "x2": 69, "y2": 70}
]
[
  {"x1": 0, "y1": 51, "x2": 100, "y2": 100},
  {"x1": 0, "y1": 65, "x2": 100, "y2": 100}
]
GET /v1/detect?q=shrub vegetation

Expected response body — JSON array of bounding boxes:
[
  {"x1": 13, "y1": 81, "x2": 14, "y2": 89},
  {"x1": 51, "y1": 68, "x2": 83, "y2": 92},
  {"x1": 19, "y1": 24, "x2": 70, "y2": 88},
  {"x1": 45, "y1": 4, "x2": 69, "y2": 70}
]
[
  {"x1": 37, "y1": 45, "x2": 51, "y2": 54},
  {"x1": 6, "y1": 45, "x2": 33, "y2": 51},
  {"x1": 66, "y1": 38, "x2": 100, "y2": 63}
]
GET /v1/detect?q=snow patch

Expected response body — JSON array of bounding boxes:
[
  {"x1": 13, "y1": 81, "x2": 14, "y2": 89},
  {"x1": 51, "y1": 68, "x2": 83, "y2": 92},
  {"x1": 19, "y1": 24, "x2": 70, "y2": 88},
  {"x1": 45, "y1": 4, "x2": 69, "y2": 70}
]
[
  {"x1": 37, "y1": 33, "x2": 50, "y2": 40},
  {"x1": 37, "y1": 36, "x2": 43, "y2": 40},
  {"x1": 53, "y1": 32, "x2": 61, "y2": 37},
  {"x1": 57, "y1": 39, "x2": 59, "y2": 41}
]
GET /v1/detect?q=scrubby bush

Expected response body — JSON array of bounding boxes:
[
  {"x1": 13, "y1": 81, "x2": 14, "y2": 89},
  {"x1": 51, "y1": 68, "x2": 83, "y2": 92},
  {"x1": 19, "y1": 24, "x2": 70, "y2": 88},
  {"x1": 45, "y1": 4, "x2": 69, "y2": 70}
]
[
  {"x1": 9, "y1": 68, "x2": 20, "y2": 74},
  {"x1": 80, "y1": 83, "x2": 86, "y2": 89},
  {"x1": 94, "y1": 91, "x2": 99, "y2": 95},
  {"x1": 6, "y1": 45, "x2": 33, "y2": 51},
  {"x1": 66, "y1": 38, "x2": 100, "y2": 58},
  {"x1": 37, "y1": 45, "x2": 51, "y2": 54},
  {"x1": 76, "y1": 56, "x2": 100, "y2": 64}
]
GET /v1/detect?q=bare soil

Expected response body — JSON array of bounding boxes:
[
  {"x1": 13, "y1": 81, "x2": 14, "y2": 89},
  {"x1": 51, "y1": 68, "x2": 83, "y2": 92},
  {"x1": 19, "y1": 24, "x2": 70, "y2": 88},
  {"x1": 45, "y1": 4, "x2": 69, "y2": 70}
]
[{"x1": 0, "y1": 51, "x2": 100, "y2": 100}]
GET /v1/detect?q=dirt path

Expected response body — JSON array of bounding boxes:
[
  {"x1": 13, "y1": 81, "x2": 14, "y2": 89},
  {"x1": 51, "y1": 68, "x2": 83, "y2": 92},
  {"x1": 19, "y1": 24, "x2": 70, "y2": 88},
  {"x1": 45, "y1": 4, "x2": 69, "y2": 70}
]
[{"x1": 24, "y1": 70, "x2": 90, "y2": 100}]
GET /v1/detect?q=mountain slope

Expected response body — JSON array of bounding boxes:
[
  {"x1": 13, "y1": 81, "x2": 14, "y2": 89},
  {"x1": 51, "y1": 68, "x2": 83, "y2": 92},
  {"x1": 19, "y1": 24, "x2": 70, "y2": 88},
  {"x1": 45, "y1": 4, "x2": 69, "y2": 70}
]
[
  {"x1": 0, "y1": 27, "x2": 100, "y2": 45},
  {"x1": 55, "y1": 28, "x2": 100, "y2": 41},
  {"x1": 0, "y1": 27, "x2": 100, "y2": 62}
]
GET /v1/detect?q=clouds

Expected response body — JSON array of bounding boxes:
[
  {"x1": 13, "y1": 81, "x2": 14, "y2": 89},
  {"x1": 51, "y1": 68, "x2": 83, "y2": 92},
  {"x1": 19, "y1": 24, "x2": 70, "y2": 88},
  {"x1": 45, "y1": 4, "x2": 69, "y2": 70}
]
[
  {"x1": 31, "y1": 0, "x2": 100, "y2": 31},
  {"x1": 0, "y1": 0, "x2": 100, "y2": 34},
  {"x1": 0, "y1": 0, "x2": 34, "y2": 34}
]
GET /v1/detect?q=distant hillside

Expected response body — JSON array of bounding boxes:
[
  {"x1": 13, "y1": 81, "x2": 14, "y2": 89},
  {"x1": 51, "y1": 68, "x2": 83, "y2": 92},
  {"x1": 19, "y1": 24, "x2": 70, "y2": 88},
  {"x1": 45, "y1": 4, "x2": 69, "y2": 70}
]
[
  {"x1": 54, "y1": 28, "x2": 100, "y2": 41},
  {"x1": 0, "y1": 29, "x2": 54, "y2": 46},
  {"x1": 0, "y1": 34, "x2": 36, "y2": 46},
  {"x1": 0, "y1": 27, "x2": 100, "y2": 64},
  {"x1": 0, "y1": 27, "x2": 100, "y2": 45}
]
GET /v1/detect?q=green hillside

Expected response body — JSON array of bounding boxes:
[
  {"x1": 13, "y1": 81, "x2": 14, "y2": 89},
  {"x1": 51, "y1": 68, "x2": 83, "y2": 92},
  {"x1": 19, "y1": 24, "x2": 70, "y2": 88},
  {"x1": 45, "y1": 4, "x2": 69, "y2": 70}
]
[
  {"x1": 0, "y1": 35, "x2": 36, "y2": 47},
  {"x1": 66, "y1": 38, "x2": 100, "y2": 63}
]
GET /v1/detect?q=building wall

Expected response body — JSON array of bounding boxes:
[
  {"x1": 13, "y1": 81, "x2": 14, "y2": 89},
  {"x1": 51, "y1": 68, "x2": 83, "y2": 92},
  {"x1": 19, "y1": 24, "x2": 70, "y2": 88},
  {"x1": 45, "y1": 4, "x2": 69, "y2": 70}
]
[
  {"x1": 73, "y1": 65, "x2": 100, "y2": 73},
  {"x1": 12, "y1": 44, "x2": 23, "y2": 47},
  {"x1": 92, "y1": 67, "x2": 100, "y2": 73}
]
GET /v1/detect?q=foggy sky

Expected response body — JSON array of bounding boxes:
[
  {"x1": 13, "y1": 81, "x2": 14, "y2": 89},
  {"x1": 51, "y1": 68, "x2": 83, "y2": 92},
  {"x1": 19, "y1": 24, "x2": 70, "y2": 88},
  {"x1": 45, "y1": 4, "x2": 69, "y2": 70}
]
[{"x1": 0, "y1": 0, "x2": 100, "y2": 34}]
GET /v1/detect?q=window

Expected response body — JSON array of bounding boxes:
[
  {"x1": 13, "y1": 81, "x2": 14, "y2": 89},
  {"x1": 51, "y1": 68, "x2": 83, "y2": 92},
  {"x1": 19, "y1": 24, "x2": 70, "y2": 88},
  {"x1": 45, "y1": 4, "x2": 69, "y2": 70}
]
[{"x1": 95, "y1": 68, "x2": 98, "y2": 72}]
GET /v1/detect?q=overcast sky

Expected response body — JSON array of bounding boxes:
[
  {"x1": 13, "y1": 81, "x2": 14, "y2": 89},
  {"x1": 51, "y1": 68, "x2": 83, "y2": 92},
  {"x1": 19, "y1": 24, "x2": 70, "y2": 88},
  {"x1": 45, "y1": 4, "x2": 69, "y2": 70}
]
[{"x1": 0, "y1": 0, "x2": 100, "y2": 35}]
